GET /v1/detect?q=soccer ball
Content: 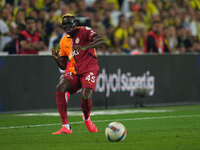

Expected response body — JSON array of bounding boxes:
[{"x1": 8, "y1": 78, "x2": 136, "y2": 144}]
[{"x1": 105, "y1": 122, "x2": 127, "y2": 142}]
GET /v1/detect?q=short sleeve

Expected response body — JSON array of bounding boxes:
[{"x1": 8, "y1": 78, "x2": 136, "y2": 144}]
[{"x1": 84, "y1": 26, "x2": 97, "y2": 41}]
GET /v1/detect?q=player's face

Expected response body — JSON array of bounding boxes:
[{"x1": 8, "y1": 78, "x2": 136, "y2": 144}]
[{"x1": 62, "y1": 16, "x2": 76, "y2": 33}]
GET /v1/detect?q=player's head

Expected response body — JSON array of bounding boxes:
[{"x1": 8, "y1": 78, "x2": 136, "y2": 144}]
[{"x1": 61, "y1": 13, "x2": 77, "y2": 33}]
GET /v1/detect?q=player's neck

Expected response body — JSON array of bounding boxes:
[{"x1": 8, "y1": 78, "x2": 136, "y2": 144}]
[{"x1": 67, "y1": 28, "x2": 77, "y2": 38}]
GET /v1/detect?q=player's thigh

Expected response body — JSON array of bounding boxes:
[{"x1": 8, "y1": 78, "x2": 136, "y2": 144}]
[
  {"x1": 81, "y1": 71, "x2": 98, "y2": 99},
  {"x1": 56, "y1": 77, "x2": 72, "y2": 92},
  {"x1": 62, "y1": 73, "x2": 81, "y2": 94}
]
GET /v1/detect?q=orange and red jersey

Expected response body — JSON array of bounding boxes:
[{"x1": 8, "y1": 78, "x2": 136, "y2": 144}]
[{"x1": 59, "y1": 26, "x2": 99, "y2": 75}]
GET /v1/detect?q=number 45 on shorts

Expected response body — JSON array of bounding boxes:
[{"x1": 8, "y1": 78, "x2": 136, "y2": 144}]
[{"x1": 85, "y1": 72, "x2": 96, "y2": 83}]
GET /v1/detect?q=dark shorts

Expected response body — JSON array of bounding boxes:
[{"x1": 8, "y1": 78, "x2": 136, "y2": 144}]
[{"x1": 63, "y1": 71, "x2": 98, "y2": 94}]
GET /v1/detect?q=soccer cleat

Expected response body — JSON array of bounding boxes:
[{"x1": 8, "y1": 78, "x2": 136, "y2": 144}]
[
  {"x1": 84, "y1": 119, "x2": 98, "y2": 133},
  {"x1": 52, "y1": 126, "x2": 72, "y2": 135},
  {"x1": 82, "y1": 114, "x2": 98, "y2": 133}
]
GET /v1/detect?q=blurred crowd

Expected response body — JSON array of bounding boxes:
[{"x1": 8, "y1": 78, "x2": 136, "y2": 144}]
[{"x1": 0, "y1": 0, "x2": 200, "y2": 55}]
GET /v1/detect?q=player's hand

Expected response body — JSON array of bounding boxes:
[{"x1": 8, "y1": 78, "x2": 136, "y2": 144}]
[{"x1": 52, "y1": 48, "x2": 60, "y2": 60}]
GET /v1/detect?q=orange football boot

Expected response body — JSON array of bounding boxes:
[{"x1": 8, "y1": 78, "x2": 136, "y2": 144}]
[
  {"x1": 52, "y1": 126, "x2": 72, "y2": 135},
  {"x1": 82, "y1": 114, "x2": 98, "y2": 133}
]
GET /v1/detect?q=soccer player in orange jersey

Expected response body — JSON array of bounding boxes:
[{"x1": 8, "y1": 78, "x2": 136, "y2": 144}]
[{"x1": 52, "y1": 13, "x2": 106, "y2": 134}]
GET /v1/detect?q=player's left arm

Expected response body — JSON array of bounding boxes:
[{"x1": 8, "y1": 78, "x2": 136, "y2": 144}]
[
  {"x1": 87, "y1": 34, "x2": 106, "y2": 49},
  {"x1": 74, "y1": 32, "x2": 106, "y2": 51}
]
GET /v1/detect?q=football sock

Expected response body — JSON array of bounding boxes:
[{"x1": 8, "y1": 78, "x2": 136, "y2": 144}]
[
  {"x1": 56, "y1": 91, "x2": 69, "y2": 124},
  {"x1": 65, "y1": 92, "x2": 70, "y2": 103},
  {"x1": 63, "y1": 124, "x2": 70, "y2": 130},
  {"x1": 81, "y1": 98, "x2": 92, "y2": 121}
]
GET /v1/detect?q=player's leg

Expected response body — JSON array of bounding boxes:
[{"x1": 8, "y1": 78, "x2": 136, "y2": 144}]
[
  {"x1": 81, "y1": 88, "x2": 98, "y2": 133},
  {"x1": 59, "y1": 71, "x2": 71, "y2": 104},
  {"x1": 81, "y1": 72, "x2": 98, "y2": 133},
  {"x1": 65, "y1": 92, "x2": 70, "y2": 103},
  {"x1": 62, "y1": 65, "x2": 71, "y2": 104},
  {"x1": 52, "y1": 77, "x2": 73, "y2": 135},
  {"x1": 81, "y1": 88, "x2": 93, "y2": 120}
]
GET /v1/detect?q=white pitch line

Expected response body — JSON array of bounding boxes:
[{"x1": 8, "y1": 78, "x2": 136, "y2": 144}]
[
  {"x1": 17, "y1": 109, "x2": 173, "y2": 117},
  {"x1": 0, "y1": 114, "x2": 200, "y2": 130}
]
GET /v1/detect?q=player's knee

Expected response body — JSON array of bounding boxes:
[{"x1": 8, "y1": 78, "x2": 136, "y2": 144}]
[
  {"x1": 56, "y1": 80, "x2": 66, "y2": 92},
  {"x1": 56, "y1": 83, "x2": 65, "y2": 92},
  {"x1": 82, "y1": 88, "x2": 93, "y2": 100},
  {"x1": 56, "y1": 78, "x2": 71, "y2": 92}
]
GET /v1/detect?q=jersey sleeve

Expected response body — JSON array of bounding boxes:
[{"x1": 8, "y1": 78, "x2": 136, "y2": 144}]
[{"x1": 84, "y1": 26, "x2": 97, "y2": 42}]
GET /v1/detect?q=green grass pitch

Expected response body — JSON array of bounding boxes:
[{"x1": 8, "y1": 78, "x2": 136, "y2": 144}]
[{"x1": 0, "y1": 105, "x2": 200, "y2": 150}]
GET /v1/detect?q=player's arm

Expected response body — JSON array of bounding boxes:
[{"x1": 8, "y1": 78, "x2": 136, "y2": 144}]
[
  {"x1": 89, "y1": 34, "x2": 106, "y2": 48},
  {"x1": 52, "y1": 49, "x2": 68, "y2": 70},
  {"x1": 74, "y1": 34, "x2": 106, "y2": 51},
  {"x1": 84, "y1": 34, "x2": 106, "y2": 50}
]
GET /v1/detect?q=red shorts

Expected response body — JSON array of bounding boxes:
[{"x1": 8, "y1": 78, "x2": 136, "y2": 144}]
[{"x1": 63, "y1": 71, "x2": 98, "y2": 94}]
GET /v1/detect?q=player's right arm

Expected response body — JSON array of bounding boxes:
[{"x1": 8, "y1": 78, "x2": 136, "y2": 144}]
[
  {"x1": 52, "y1": 48, "x2": 68, "y2": 70},
  {"x1": 52, "y1": 35, "x2": 71, "y2": 70}
]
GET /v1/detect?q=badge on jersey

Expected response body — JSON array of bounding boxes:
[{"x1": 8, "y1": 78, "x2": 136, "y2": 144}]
[{"x1": 75, "y1": 38, "x2": 80, "y2": 44}]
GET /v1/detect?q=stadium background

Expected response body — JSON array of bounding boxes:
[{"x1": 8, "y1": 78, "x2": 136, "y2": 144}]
[
  {"x1": 0, "y1": 0, "x2": 200, "y2": 112},
  {"x1": 0, "y1": 1, "x2": 200, "y2": 150}
]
